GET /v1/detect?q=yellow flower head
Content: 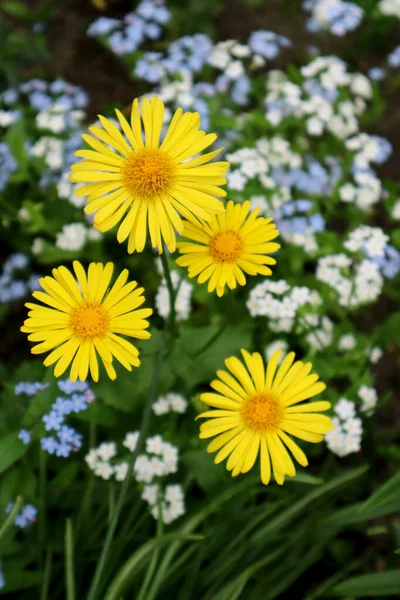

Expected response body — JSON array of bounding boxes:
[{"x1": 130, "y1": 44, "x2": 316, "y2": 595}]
[
  {"x1": 21, "y1": 262, "x2": 152, "y2": 382},
  {"x1": 69, "y1": 96, "x2": 229, "y2": 254},
  {"x1": 198, "y1": 349, "x2": 333, "y2": 485},
  {"x1": 176, "y1": 200, "x2": 280, "y2": 297}
]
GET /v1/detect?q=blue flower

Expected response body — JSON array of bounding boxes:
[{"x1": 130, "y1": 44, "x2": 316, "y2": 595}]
[
  {"x1": 43, "y1": 411, "x2": 63, "y2": 432},
  {"x1": 0, "y1": 561, "x2": 4, "y2": 590},
  {"x1": 18, "y1": 429, "x2": 31, "y2": 445},
  {"x1": 41, "y1": 437, "x2": 59, "y2": 455},
  {"x1": 248, "y1": 30, "x2": 291, "y2": 59},
  {"x1": 87, "y1": 16, "x2": 119, "y2": 37},
  {"x1": 2, "y1": 88, "x2": 18, "y2": 104},
  {"x1": 57, "y1": 379, "x2": 88, "y2": 395},
  {"x1": 368, "y1": 67, "x2": 386, "y2": 81},
  {"x1": 56, "y1": 442, "x2": 73, "y2": 458},
  {"x1": 58, "y1": 425, "x2": 76, "y2": 444},
  {"x1": 70, "y1": 394, "x2": 87, "y2": 413},
  {"x1": 53, "y1": 397, "x2": 73, "y2": 416},
  {"x1": 0, "y1": 142, "x2": 17, "y2": 191},
  {"x1": 134, "y1": 53, "x2": 165, "y2": 83},
  {"x1": 388, "y1": 45, "x2": 400, "y2": 68}
]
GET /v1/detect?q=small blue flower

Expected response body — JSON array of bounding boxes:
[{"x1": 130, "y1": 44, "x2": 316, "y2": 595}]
[
  {"x1": 70, "y1": 394, "x2": 87, "y2": 413},
  {"x1": 388, "y1": 45, "x2": 400, "y2": 68},
  {"x1": 20, "y1": 504, "x2": 37, "y2": 523},
  {"x1": 248, "y1": 30, "x2": 291, "y2": 59},
  {"x1": 56, "y1": 442, "x2": 72, "y2": 458},
  {"x1": 368, "y1": 67, "x2": 386, "y2": 81},
  {"x1": 18, "y1": 429, "x2": 31, "y2": 445},
  {"x1": 58, "y1": 425, "x2": 76, "y2": 444},
  {"x1": 41, "y1": 437, "x2": 59, "y2": 454},
  {"x1": 43, "y1": 411, "x2": 63, "y2": 432}
]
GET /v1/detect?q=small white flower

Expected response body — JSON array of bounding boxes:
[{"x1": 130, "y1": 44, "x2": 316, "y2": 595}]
[
  {"x1": 335, "y1": 398, "x2": 356, "y2": 420},
  {"x1": 114, "y1": 462, "x2": 129, "y2": 481},
  {"x1": 97, "y1": 442, "x2": 117, "y2": 461},
  {"x1": 123, "y1": 431, "x2": 139, "y2": 452}
]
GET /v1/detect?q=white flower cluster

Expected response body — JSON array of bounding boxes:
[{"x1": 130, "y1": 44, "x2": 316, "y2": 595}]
[
  {"x1": 339, "y1": 172, "x2": 382, "y2": 211},
  {"x1": 152, "y1": 392, "x2": 188, "y2": 415},
  {"x1": 344, "y1": 225, "x2": 389, "y2": 258},
  {"x1": 226, "y1": 136, "x2": 300, "y2": 202},
  {"x1": 304, "y1": 314, "x2": 334, "y2": 350},
  {"x1": 0, "y1": 110, "x2": 19, "y2": 127},
  {"x1": 55, "y1": 223, "x2": 101, "y2": 252},
  {"x1": 368, "y1": 346, "x2": 383, "y2": 364},
  {"x1": 142, "y1": 483, "x2": 185, "y2": 525},
  {"x1": 316, "y1": 253, "x2": 383, "y2": 307},
  {"x1": 30, "y1": 137, "x2": 65, "y2": 170},
  {"x1": 338, "y1": 333, "x2": 357, "y2": 351},
  {"x1": 57, "y1": 172, "x2": 85, "y2": 207},
  {"x1": 36, "y1": 104, "x2": 84, "y2": 134},
  {"x1": 247, "y1": 279, "x2": 322, "y2": 332},
  {"x1": 155, "y1": 267, "x2": 193, "y2": 321},
  {"x1": 85, "y1": 432, "x2": 185, "y2": 524},
  {"x1": 346, "y1": 133, "x2": 390, "y2": 170},
  {"x1": 392, "y1": 199, "x2": 400, "y2": 220},
  {"x1": 209, "y1": 40, "x2": 251, "y2": 77},
  {"x1": 325, "y1": 398, "x2": 363, "y2": 457},
  {"x1": 379, "y1": 0, "x2": 400, "y2": 17},
  {"x1": 264, "y1": 339, "x2": 288, "y2": 361},
  {"x1": 265, "y1": 56, "x2": 371, "y2": 138},
  {"x1": 358, "y1": 385, "x2": 378, "y2": 415}
]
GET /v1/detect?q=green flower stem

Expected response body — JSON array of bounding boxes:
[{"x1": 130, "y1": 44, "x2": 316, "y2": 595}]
[
  {"x1": 160, "y1": 250, "x2": 177, "y2": 335},
  {"x1": 137, "y1": 498, "x2": 164, "y2": 600},
  {"x1": 0, "y1": 495, "x2": 23, "y2": 543},
  {"x1": 87, "y1": 249, "x2": 175, "y2": 600},
  {"x1": 65, "y1": 519, "x2": 75, "y2": 600}
]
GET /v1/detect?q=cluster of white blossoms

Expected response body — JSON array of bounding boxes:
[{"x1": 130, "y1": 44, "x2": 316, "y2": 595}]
[
  {"x1": 55, "y1": 223, "x2": 101, "y2": 252},
  {"x1": 209, "y1": 39, "x2": 252, "y2": 76},
  {"x1": 30, "y1": 137, "x2": 65, "y2": 171},
  {"x1": 85, "y1": 432, "x2": 185, "y2": 524},
  {"x1": 152, "y1": 392, "x2": 188, "y2": 416},
  {"x1": 358, "y1": 385, "x2": 378, "y2": 415},
  {"x1": 379, "y1": 0, "x2": 400, "y2": 17},
  {"x1": 155, "y1": 265, "x2": 193, "y2": 321},
  {"x1": 0, "y1": 110, "x2": 19, "y2": 127},
  {"x1": 316, "y1": 253, "x2": 383, "y2": 307},
  {"x1": 36, "y1": 103, "x2": 84, "y2": 134},
  {"x1": 265, "y1": 56, "x2": 371, "y2": 139},
  {"x1": 346, "y1": 133, "x2": 391, "y2": 170},
  {"x1": 303, "y1": 314, "x2": 334, "y2": 350},
  {"x1": 142, "y1": 483, "x2": 185, "y2": 525},
  {"x1": 344, "y1": 226, "x2": 389, "y2": 258},
  {"x1": 264, "y1": 339, "x2": 288, "y2": 361},
  {"x1": 325, "y1": 398, "x2": 363, "y2": 457},
  {"x1": 339, "y1": 172, "x2": 382, "y2": 211},
  {"x1": 392, "y1": 199, "x2": 400, "y2": 220},
  {"x1": 226, "y1": 136, "x2": 300, "y2": 199},
  {"x1": 338, "y1": 333, "x2": 357, "y2": 351},
  {"x1": 247, "y1": 279, "x2": 322, "y2": 332},
  {"x1": 57, "y1": 172, "x2": 85, "y2": 208}
]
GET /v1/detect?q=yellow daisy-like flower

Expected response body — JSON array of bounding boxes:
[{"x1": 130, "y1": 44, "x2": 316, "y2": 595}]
[
  {"x1": 176, "y1": 200, "x2": 280, "y2": 297},
  {"x1": 69, "y1": 96, "x2": 229, "y2": 254},
  {"x1": 198, "y1": 349, "x2": 333, "y2": 485},
  {"x1": 20, "y1": 262, "x2": 152, "y2": 382}
]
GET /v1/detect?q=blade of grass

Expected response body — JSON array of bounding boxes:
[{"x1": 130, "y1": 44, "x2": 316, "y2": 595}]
[{"x1": 65, "y1": 519, "x2": 75, "y2": 600}]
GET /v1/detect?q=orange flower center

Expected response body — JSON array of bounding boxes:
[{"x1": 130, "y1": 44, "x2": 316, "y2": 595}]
[
  {"x1": 241, "y1": 393, "x2": 283, "y2": 431},
  {"x1": 123, "y1": 148, "x2": 175, "y2": 199},
  {"x1": 209, "y1": 230, "x2": 244, "y2": 263},
  {"x1": 71, "y1": 303, "x2": 109, "y2": 339}
]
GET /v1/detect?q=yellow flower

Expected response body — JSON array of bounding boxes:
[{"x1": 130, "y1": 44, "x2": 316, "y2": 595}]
[
  {"x1": 198, "y1": 349, "x2": 333, "y2": 485},
  {"x1": 176, "y1": 200, "x2": 280, "y2": 297},
  {"x1": 21, "y1": 262, "x2": 152, "y2": 382},
  {"x1": 69, "y1": 96, "x2": 229, "y2": 254}
]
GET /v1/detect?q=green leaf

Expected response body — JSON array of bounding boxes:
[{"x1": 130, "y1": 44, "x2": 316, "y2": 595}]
[
  {"x1": 21, "y1": 379, "x2": 58, "y2": 428},
  {"x1": 181, "y1": 450, "x2": 227, "y2": 492},
  {"x1": 331, "y1": 570, "x2": 400, "y2": 597},
  {"x1": 75, "y1": 402, "x2": 117, "y2": 427},
  {"x1": 104, "y1": 533, "x2": 204, "y2": 600},
  {"x1": 1, "y1": 570, "x2": 42, "y2": 591},
  {"x1": 0, "y1": 432, "x2": 28, "y2": 476},
  {"x1": 360, "y1": 471, "x2": 400, "y2": 513},
  {"x1": 2, "y1": 1, "x2": 33, "y2": 20}
]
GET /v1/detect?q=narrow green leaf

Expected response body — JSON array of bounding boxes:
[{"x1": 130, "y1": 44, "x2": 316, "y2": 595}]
[
  {"x1": 105, "y1": 533, "x2": 203, "y2": 600},
  {"x1": 360, "y1": 471, "x2": 400, "y2": 513},
  {"x1": 0, "y1": 433, "x2": 29, "y2": 476},
  {"x1": 65, "y1": 519, "x2": 75, "y2": 600},
  {"x1": 0, "y1": 496, "x2": 23, "y2": 543},
  {"x1": 331, "y1": 570, "x2": 400, "y2": 597}
]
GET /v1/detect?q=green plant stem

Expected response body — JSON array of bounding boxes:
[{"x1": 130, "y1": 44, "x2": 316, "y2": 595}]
[
  {"x1": 160, "y1": 250, "x2": 177, "y2": 334},
  {"x1": 38, "y1": 447, "x2": 47, "y2": 570},
  {"x1": 40, "y1": 545, "x2": 52, "y2": 600},
  {"x1": 137, "y1": 503, "x2": 164, "y2": 600},
  {"x1": 87, "y1": 246, "x2": 176, "y2": 600},
  {"x1": 0, "y1": 495, "x2": 23, "y2": 543},
  {"x1": 65, "y1": 519, "x2": 75, "y2": 600}
]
